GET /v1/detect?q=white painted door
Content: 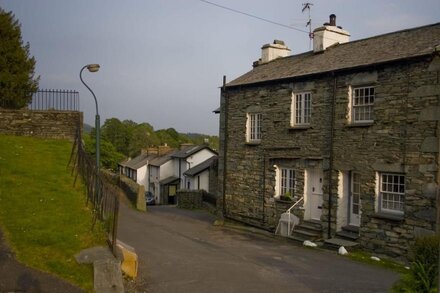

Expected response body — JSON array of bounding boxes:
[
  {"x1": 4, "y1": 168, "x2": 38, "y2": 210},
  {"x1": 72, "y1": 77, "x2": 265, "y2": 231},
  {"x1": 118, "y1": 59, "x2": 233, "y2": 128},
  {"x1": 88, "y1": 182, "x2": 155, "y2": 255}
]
[
  {"x1": 349, "y1": 172, "x2": 361, "y2": 226},
  {"x1": 309, "y1": 168, "x2": 324, "y2": 221}
]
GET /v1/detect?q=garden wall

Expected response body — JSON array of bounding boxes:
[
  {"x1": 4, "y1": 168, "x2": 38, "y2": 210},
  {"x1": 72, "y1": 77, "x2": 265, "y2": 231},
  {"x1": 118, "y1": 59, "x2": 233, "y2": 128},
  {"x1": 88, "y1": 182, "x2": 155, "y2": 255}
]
[{"x1": 0, "y1": 109, "x2": 82, "y2": 140}]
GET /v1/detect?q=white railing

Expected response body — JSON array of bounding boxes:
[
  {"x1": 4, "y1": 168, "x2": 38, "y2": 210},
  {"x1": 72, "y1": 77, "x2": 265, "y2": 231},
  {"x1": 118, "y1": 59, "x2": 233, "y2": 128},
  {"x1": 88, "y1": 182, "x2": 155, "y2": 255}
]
[
  {"x1": 275, "y1": 196, "x2": 304, "y2": 236},
  {"x1": 286, "y1": 197, "x2": 304, "y2": 236}
]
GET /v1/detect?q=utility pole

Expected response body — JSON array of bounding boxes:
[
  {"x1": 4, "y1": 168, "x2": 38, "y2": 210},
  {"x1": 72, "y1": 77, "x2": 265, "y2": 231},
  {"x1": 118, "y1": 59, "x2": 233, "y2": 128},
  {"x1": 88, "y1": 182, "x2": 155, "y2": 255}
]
[{"x1": 302, "y1": 2, "x2": 313, "y2": 50}]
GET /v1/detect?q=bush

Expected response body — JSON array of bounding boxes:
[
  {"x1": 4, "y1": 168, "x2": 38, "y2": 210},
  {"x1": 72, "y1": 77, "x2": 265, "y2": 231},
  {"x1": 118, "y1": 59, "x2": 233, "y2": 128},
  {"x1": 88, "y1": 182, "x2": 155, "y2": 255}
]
[{"x1": 393, "y1": 235, "x2": 439, "y2": 292}]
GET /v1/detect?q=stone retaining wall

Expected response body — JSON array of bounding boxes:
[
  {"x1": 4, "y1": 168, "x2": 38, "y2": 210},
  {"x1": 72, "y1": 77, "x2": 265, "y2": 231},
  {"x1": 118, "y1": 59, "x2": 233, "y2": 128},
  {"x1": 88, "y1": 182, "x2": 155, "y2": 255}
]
[
  {"x1": 0, "y1": 109, "x2": 82, "y2": 140},
  {"x1": 177, "y1": 190, "x2": 204, "y2": 209}
]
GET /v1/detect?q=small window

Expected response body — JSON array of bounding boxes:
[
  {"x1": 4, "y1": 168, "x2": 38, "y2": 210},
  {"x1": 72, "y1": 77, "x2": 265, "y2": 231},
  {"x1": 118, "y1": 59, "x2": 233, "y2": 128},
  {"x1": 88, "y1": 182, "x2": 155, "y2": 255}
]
[
  {"x1": 379, "y1": 173, "x2": 405, "y2": 214},
  {"x1": 291, "y1": 92, "x2": 311, "y2": 126},
  {"x1": 351, "y1": 86, "x2": 375, "y2": 123},
  {"x1": 275, "y1": 166, "x2": 296, "y2": 198},
  {"x1": 246, "y1": 113, "x2": 262, "y2": 143}
]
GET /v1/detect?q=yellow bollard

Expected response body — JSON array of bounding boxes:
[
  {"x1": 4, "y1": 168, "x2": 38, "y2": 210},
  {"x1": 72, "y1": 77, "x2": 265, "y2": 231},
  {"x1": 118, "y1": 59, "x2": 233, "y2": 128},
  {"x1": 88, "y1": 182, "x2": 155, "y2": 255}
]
[{"x1": 116, "y1": 240, "x2": 138, "y2": 279}]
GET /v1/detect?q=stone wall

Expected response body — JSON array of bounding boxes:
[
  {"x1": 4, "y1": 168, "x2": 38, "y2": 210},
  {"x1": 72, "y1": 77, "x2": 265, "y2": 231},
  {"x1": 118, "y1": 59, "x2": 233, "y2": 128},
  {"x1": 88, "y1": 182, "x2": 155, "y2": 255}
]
[
  {"x1": 118, "y1": 175, "x2": 146, "y2": 211},
  {"x1": 0, "y1": 109, "x2": 82, "y2": 140},
  {"x1": 177, "y1": 190, "x2": 204, "y2": 209},
  {"x1": 219, "y1": 56, "x2": 439, "y2": 257}
]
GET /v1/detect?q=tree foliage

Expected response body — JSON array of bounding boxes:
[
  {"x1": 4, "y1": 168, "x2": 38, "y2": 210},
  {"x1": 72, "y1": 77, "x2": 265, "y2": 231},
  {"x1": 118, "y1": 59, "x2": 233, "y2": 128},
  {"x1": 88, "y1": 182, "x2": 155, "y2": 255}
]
[
  {"x1": 0, "y1": 9, "x2": 39, "y2": 109},
  {"x1": 98, "y1": 117, "x2": 218, "y2": 159},
  {"x1": 83, "y1": 132, "x2": 125, "y2": 171}
]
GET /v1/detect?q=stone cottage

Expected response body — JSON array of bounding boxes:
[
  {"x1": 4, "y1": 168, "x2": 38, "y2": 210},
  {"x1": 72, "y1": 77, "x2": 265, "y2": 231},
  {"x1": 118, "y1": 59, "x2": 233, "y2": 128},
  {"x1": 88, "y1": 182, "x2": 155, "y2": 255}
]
[{"x1": 218, "y1": 15, "x2": 440, "y2": 257}]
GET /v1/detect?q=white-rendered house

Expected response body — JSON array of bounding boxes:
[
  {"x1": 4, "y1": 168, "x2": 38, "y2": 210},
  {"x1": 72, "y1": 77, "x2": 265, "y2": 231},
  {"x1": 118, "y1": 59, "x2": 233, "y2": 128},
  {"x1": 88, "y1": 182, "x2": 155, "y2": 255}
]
[
  {"x1": 171, "y1": 145, "x2": 217, "y2": 190},
  {"x1": 148, "y1": 145, "x2": 217, "y2": 204},
  {"x1": 149, "y1": 152, "x2": 178, "y2": 204},
  {"x1": 118, "y1": 153, "x2": 156, "y2": 191},
  {"x1": 183, "y1": 156, "x2": 217, "y2": 192}
]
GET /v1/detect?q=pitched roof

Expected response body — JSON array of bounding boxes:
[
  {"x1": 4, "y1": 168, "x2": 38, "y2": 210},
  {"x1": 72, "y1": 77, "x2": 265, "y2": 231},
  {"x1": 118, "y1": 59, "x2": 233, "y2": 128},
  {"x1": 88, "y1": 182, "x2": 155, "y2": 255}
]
[
  {"x1": 149, "y1": 150, "x2": 179, "y2": 167},
  {"x1": 160, "y1": 176, "x2": 180, "y2": 185},
  {"x1": 183, "y1": 156, "x2": 218, "y2": 177},
  {"x1": 120, "y1": 153, "x2": 156, "y2": 170},
  {"x1": 226, "y1": 23, "x2": 440, "y2": 88},
  {"x1": 171, "y1": 145, "x2": 216, "y2": 159}
]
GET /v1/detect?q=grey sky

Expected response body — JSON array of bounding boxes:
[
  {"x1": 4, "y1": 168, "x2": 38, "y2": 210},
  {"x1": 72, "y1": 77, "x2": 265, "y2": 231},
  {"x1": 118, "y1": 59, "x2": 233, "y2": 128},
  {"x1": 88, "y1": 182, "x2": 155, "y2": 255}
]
[{"x1": 1, "y1": 0, "x2": 439, "y2": 135}]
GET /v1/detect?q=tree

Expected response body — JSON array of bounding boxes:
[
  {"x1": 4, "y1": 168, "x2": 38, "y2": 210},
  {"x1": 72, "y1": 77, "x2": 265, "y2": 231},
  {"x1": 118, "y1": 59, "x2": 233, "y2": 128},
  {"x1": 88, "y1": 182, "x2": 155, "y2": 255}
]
[
  {"x1": 83, "y1": 132, "x2": 125, "y2": 171},
  {"x1": 101, "y1": 118, "x2": 131, "y2": 156},
  {"x1": 0, "y1": 9, "x2": 39, "y2": 109}
]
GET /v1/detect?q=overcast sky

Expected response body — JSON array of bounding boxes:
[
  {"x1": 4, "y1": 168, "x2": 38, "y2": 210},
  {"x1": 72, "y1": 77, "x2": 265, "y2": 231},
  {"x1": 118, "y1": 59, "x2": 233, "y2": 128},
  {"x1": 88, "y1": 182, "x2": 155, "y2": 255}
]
[{"x1": 1, "y1": 0, "x2": 439, "y2": 135}]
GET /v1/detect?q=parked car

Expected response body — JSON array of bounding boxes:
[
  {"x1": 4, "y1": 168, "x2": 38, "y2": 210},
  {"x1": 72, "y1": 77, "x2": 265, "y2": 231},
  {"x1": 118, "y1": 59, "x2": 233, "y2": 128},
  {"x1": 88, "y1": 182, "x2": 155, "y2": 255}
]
[{"x1": 145, "y1": 191, "x2": 155, "y2": 206}]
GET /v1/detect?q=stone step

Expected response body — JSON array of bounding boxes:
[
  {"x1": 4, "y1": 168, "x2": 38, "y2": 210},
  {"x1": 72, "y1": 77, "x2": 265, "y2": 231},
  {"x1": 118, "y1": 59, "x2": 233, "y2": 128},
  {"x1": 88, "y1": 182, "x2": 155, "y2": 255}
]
[
  {"x1": 323, "y1": 237, "x2": 359, "y2": 251},
  {"x1": 291, "y1": 229, "x2": 321, "y2": 241},
  {"x1": 336, "y1": 230, "x2": 359, "y2": 241},
  {"x1": 342, "y1": 225, "x2": 360, "y2": 233},
  {"x1": 302, "y1": 220, "x2": 323, "y2": 230},
  {"x1": 296, "y1": 222, "x2": 323, "y2": 233}
]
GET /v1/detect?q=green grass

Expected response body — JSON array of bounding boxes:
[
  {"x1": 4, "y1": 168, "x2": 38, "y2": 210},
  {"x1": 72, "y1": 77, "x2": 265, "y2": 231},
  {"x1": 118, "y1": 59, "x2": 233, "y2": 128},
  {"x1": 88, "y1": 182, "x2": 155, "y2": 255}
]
[
  {"x1": 0, "y1": 135, "x2": 107, "y2": 291},
  {"x1": 345, "y1": 250, "x2": 408, "y2": 274}
]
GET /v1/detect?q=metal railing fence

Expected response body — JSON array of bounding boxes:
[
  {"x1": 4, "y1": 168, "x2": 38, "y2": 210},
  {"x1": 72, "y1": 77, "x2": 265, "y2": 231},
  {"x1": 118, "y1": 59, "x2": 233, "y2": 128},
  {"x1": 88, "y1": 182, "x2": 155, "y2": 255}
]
[
  {"x1": 68, "y1": 124, "x2": 120, "y2": 255},
  {"x1": 0, "y1": 89, "x2": 79, "y2": 111}
]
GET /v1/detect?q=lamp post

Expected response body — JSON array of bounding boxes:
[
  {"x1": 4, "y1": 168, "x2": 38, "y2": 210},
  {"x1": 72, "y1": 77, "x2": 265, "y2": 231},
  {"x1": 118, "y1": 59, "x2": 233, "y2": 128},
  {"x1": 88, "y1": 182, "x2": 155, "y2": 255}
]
[{"x1": 80, "y1": 64, "x2": 101, "y2": 190}]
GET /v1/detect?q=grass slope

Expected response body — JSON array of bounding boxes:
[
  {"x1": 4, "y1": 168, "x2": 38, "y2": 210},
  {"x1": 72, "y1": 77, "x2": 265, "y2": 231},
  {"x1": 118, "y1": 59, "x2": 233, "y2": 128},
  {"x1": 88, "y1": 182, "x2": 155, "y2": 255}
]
[{"x1": 0, "y1": 135, "x2": 106, "y2": 291}]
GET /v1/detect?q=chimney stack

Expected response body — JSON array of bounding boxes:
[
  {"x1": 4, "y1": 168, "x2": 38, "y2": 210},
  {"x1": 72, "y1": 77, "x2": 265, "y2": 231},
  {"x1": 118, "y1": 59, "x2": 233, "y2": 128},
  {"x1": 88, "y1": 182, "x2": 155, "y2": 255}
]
[
  {"x1": 313, "y1": 14, "x2": 350, "y2": 53},
  {"x1": 255, "y1": 39, "x2": 291, "y2": 66},
  {"x1": 329, "y1": 14, "x2": 336, "y2": 26}
]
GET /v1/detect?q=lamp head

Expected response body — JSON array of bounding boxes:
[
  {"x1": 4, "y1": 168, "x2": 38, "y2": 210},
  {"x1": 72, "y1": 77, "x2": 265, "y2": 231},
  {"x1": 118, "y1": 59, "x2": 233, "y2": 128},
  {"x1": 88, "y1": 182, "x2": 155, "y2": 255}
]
[{"x1": 86, "y1": 64, "x2": 100, "y2": 72}]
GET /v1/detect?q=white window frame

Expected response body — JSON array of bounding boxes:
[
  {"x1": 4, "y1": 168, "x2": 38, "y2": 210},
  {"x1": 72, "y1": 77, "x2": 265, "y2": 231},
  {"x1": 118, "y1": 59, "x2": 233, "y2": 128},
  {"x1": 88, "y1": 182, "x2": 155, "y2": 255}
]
[
  {"x1": 378, "y1": 173, "x2": 405, "y2": 215},
  {"x1": 350, "y1": 172, "x2": 361, "y2": 216},
  {"x1": 291, "y1": 92, "x2": 311, "y2": 126},
  {"x1": 246, "y1": 113, "x2": 262, "y2": 143},
  {"x1": 274, "y1": 166, "x2": 296, "y2": 198},
  {"x1": 349, "y1": 86, "x2": 375, "y2": 123}
]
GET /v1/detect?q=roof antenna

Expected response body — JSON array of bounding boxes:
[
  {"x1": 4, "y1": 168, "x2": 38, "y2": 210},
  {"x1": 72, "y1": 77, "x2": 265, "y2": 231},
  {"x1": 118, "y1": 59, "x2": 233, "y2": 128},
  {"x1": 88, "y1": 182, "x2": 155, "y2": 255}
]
[{"x1": 302, "y1": 2, "x2": 313, "y2": 50}]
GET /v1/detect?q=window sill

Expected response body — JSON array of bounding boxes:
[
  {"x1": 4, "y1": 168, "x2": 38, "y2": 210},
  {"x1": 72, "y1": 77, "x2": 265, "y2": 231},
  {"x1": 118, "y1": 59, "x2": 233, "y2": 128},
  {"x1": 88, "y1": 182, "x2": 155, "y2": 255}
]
[
  {"x1": 275, "y1": 198, "x2": 293, "y2": 204},
  {"x1": 289, "y1": 125, "x2": 311, "y2": 130},
  {"x1": 245, "y1": 141, "x2": 261, "y2": 146},
  {"x1": 372, "y1": 212, "x2": 404, "y2": 221},
  {"x1": 346, "y1": 122, "x2": 374, "y2": 128}
]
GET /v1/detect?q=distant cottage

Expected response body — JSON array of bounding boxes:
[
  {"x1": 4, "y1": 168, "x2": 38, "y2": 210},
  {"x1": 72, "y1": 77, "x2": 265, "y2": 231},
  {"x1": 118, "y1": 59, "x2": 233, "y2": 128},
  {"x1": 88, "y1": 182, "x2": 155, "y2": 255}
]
[{"x1": 218, "y1": 15, "x2": 440, "y2": 257}]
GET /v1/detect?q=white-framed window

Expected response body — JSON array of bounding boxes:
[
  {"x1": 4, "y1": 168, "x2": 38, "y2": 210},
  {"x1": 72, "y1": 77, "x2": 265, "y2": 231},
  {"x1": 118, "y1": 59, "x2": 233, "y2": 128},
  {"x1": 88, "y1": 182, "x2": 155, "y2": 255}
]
[
  {"x1": 350, "y1": 86, "x2": 375, "y2": 123},
  {"x1": 350, "y1": 172, "x2": 361, "y2": 215},
  {"x1": 378, "y1": 173, "x2": 405, "y2": 214},
  {"x1": 275, "y1": 166, "x2": 296, "y2": 198},
  {"x1": 246, "y1": 113, "x2": 262, "y2": 143},
  {"x1": 291, "y1": 92, "x2": 311, "y2": 126}
]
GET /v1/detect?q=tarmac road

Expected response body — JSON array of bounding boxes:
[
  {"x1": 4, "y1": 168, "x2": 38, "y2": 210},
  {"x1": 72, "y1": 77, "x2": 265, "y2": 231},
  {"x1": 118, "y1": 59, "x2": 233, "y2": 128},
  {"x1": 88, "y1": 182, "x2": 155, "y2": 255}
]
[{"x1": 118, "y1": 204, "x2": 399, "y2": 293}]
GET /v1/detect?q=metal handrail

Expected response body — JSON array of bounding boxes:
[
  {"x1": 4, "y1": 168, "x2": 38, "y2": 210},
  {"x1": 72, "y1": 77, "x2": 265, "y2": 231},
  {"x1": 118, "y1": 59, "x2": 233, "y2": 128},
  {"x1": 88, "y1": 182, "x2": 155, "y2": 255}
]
[{"x1": 287, "y1": 196, "x2": 304, "y2": 236}]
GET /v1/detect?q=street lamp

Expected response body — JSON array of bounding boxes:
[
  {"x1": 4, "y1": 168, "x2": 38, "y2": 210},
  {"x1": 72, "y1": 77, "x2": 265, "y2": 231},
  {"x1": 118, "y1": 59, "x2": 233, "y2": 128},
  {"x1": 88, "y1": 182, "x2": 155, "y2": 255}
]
[{"x1": 80, "y1": 64, "x2": 101, "y2": 186}]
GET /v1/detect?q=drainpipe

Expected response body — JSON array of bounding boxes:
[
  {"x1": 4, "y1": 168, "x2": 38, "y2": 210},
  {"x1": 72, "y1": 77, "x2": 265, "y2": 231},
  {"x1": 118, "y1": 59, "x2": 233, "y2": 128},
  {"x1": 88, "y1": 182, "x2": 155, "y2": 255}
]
[
  {"x1": 262, "y1": 152, "x2": 266, "y2": 225},
  {"x1": 222, "y1": 75, "x2": 229, "y2": 217},
  {"x1": 327, "y1": 72, "x2": 337, "y2": 239}
]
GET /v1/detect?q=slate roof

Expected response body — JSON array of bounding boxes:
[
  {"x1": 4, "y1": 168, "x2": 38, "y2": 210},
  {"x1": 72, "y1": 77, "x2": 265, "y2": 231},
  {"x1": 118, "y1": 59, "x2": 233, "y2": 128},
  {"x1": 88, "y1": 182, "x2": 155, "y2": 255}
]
[
  {"x1": 160, "y1": 176, "x2": 180, "y2": 185},
  {"x1": 120, "y1": 153, "x2": 156, "y2": 170},
  {"x1": 183, "y1": 156, "x2": 218, "y2": 177},
  {"x1": 149, "y1": 150, "x2": 179, "y2": 167},
  {"x1": 226, "y1": 23, "x2": 440, "y2": 88},
  {"x1": 171, "y1": 145, "x2": 217, "y2": 159}
]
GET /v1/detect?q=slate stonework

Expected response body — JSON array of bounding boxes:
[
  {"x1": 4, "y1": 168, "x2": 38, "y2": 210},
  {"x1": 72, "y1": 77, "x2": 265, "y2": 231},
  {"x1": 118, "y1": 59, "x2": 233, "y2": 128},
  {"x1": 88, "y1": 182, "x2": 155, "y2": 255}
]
[
  {"x1": 0, "y1": 109, "x2": 82, "y2": 141},
  {"x1": 219, "y1": 57, "x2": 439, "y2": 257}
]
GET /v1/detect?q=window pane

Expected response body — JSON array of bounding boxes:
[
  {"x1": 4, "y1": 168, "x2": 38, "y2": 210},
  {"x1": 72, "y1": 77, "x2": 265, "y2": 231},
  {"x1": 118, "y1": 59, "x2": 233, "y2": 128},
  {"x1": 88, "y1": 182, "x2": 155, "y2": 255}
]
[
  {"x1": 353, "y1": 86, "x2": 375, "y2": 122},
  {"x1": 380, "y1": 173, "x2": 405, "y2": 213}
]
